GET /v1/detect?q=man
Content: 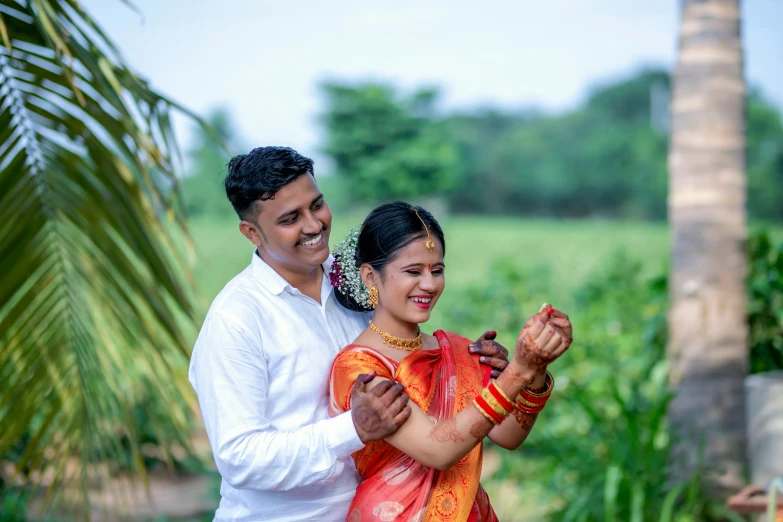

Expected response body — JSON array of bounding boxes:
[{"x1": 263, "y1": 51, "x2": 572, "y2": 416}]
[{"x1": 189, "y1": 146, "x2": 509, "y2": 522}]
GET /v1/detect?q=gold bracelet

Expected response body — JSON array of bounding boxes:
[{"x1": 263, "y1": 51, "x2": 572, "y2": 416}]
[
  {"x1": 523, "y1": 371, "x2": 554, "y2": 397},
  {"x1": 490, "y1": 379, "x2": 514, "y2": 406},
  {"x1": 473, "y1": 397, "x2": 499, "y2": 426},
  {"x1": 515, "y1": 395, "x2": 541, "y2": 408},
  {"x1": 481, "y1": 388, "x2": 511, "y2": 419}
]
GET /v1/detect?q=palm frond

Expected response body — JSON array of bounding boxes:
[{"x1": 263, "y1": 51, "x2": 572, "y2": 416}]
[{"x1": 0, "y1": 0, "x2": 203, "y2": 518}]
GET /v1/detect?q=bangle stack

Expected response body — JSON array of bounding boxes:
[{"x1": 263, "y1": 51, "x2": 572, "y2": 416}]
[
  {"x1": 473, "y1": 372, "x2": 556, "y2": 423},
  {"x1": 473, "y1": 380, "x2": 515, "y2": 425},
  {"x1": 515, "y1": 371, "x2": 554, "y2": 414}
]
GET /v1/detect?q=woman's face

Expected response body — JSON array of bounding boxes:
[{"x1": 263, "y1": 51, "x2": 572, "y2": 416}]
[{"x1": 370, "y1": 237, "x2": 446, "y2": 325}]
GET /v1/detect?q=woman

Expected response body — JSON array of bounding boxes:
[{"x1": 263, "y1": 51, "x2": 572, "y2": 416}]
[{"x1": 328, "y1": 202, "x2": 572, "y2": 522}]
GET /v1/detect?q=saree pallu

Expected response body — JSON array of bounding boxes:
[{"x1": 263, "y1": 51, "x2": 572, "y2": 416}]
[{"x1": 329, "y1": 331, "x2": 499, "y2": 522}]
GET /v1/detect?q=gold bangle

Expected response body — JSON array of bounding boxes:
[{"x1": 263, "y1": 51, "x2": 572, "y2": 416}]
[
  {"x1": 490, "y1": 379, "x2": 514, "y2": 405},
  {"x1": 473, "y1": 398, "x2": 501, "y2": 425},
  {"x1": 524, "y1": 371, "x2": 554, "y2": 397},
  {"x1": 481, "y1": 388, "x2": 511, "y2": 419},
  {"x1": 515, "y1": 396, "x2": 541, "y2": 409}
]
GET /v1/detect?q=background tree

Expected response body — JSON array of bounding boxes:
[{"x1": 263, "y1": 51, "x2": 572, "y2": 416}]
[
  {"x1": 0, "y1": 0, "x2": 201, "y2": 517},
  {"x1": 320, "y1": 82, "x2": 458, "y2": 203},
  {"x1": 746, "y1": 89, "x2": 783, "y2": 222},
  {"x1": 181, "y1": 106, "x2": 244, "y2": 218},
  {"x1": 446, "y1": 70, "x2": 671, "y2": 220},
  {"x1": 667, "y1": 0, "x2": 748, "y2": 493},
  {"x1": 319, "y1": 70, "x2": 782, "y2": 223}
]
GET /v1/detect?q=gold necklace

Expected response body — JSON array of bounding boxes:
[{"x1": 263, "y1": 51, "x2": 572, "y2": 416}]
[{"x1": 369, "y1": 321, "x2": 423, "y2": 351}]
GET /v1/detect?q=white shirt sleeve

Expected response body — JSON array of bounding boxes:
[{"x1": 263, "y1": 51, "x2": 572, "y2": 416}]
[{"x1": 189, "y1": 313, "x2": 365, "y2": 492}]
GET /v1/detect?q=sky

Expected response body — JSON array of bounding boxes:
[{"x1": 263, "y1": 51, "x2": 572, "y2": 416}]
[{"x1": 82, "y1": 0, "x2": 782, "y2": 169}]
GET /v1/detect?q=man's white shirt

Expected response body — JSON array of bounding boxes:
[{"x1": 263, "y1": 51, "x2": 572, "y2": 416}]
[{"x1": 189, "y1": 250, "x2": 370, "y2": 522}]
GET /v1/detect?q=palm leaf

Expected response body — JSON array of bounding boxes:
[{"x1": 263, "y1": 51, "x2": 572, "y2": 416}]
[{"x1": 0, "y1": 0, "x2": 205, "y2": 518}]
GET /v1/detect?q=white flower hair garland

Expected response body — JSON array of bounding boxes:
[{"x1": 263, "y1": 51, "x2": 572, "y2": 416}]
[{"x1": 328, "y1": 226, "x2": 371, "y2": 309}]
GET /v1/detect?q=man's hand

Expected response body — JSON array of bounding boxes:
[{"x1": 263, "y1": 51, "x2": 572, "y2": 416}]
[
  {"x1": 513, "y1": 305, "x2": 573, "y2": 374},
  {"x1": 469, "y1": 330, "x2": 509, "y2": 379},
  {"x1": 350, "y1": 371, "x2": 412, "y2": 443}
]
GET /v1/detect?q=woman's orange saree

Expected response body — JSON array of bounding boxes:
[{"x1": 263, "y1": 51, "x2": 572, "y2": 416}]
[{"x1": 329, "y1": 330, "x2": 499, "y2": 522}]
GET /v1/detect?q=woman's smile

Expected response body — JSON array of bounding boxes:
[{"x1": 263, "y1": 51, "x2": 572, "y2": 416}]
[{"x1": 409, "y1": 294, "x2": 434, "y2": 309}]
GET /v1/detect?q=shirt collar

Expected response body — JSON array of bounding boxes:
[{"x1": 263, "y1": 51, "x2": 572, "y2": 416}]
[{"x1": 251, "y1": 249, "x2": 335, "y2": 297}]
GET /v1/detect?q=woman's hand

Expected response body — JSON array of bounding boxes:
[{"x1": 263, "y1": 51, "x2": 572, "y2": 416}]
[{"x1": 511, "y1": 305, "x2": 573, "y2": 377}]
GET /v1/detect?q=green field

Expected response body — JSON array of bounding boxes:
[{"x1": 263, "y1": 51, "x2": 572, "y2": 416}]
[{"x1": 189, "y1": 215, "x2": 670, "y2": 321}]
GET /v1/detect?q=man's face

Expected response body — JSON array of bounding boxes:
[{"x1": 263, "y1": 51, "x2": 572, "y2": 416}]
[{"x1": 240, "y1": 174, "x2": 332, "y2": 274}]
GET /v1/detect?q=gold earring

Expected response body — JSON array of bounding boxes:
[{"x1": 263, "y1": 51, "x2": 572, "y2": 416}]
[{"x1": 368, "y1": 286, "x2": 379, "y2": 309}]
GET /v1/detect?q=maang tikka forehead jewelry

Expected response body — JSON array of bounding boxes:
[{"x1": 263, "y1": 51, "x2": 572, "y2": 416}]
[{"x1": 411, "y1": 208, "x2": 435, "y2": 252}]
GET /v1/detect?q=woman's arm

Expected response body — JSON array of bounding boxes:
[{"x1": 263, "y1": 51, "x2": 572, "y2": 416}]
[
  {"x1": 487, "y1": 371, "x2": 546, "y2": 449},
  {"x1": 487, "y1": 308, "x2": 572, "y2": 450},
  {"x1": 363, "y1": 349, "x2": 549, "y2": 469},
  {"x1": 364, "y1": 371, "x2": 530, "y2": 471},
  {"x1": 354, "y1": 307, "x2": 572, "y2": 470}
]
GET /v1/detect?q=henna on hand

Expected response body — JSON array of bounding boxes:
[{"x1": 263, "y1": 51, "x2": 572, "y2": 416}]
[
  {"x1": 512, "y1": 334, "x2": 552, "y2": 374},
  {"x1": 353, "y1": 404, "x2": 383, "y2": 435},
  {"x1": 350, "y1": 373, "x2": 412, "y2": 443},
  {"x1": 475, "y1": 330, "x2": 497, "y2": 342},
  {"x1": 480, "y1": 356, "x2": 509, "y2": 372},
  {"x1": 511, "y1": 307, "x2": 573, "y2": 373},
  {"x1": 471, "y1": 336, "x2": 511, "y2": 378},
  {"x1": 549, "y1": 310, "x2": 573, "y2": 341},
  {"x1": 500, "y1": 365, "x2": 536, "y2": 389},
  {"x1": 428, "y1": 416, "x2": 464, "y2": 443},
  {"x1": 469, "y1": 340, "x2": 509, "y2": 359}
]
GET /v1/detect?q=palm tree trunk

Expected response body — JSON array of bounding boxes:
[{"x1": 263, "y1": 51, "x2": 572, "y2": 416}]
[{"x1": 668, "y1": 0, "x2": 748, "y2": 493}]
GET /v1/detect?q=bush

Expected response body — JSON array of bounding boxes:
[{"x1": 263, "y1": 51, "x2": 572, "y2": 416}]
[
  {"x1": 748, "y1": 228, "x2": 783, "y2": 373},
  {"x1": 439, "y1": 253, "x2": 748, "y2": 521}
]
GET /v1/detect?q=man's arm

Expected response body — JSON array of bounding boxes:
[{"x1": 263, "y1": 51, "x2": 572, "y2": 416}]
[{"x1": 190, "y1": 313, "x2": 409, "y2": 492}]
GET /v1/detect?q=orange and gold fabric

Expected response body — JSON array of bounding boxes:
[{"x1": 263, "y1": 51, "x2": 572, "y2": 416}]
[{"x1": 329, "y1": 331, "x2": 499, "y2": 522}]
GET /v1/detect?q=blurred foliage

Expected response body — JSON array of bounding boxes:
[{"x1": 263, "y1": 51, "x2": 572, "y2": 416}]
[
  {"x1": 181, "y1": 107, "x2": 245, "y2": 218},
  {"x1": 746, "y1": 229, "x2": 783, "y2": 373},
  {"x1": 0, "y1": 0, "x2": 203, "y2": 518},
  {"x1": 526, "y1": 261, "x2": 738, "y2": 522},
  {"x1": 184, "y1": 70, "x2": 783, "y2": 222},
  {"x1": 446, "y1": 71, "x2": 670, "y2": 220},
  {"x1": 747, "y1": 92, "x2": 783, "y2": 223},
  {"x1": 111, "y1": 384, "x2": 205, "y2": 475},
  {"x1": 316, "y1": 69, "x2": 783, "y2": 222},
  {"x1": 438, "y1": 236, "x2": 781, "y2": 520},
  {"x1": 319, "y1": 82, "x2": 459, "y2": 202}
]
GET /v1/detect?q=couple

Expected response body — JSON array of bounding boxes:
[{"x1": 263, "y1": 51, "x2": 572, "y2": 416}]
[{"x1": 189, "y1": 146, "x2": 573, "y2": 522}]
